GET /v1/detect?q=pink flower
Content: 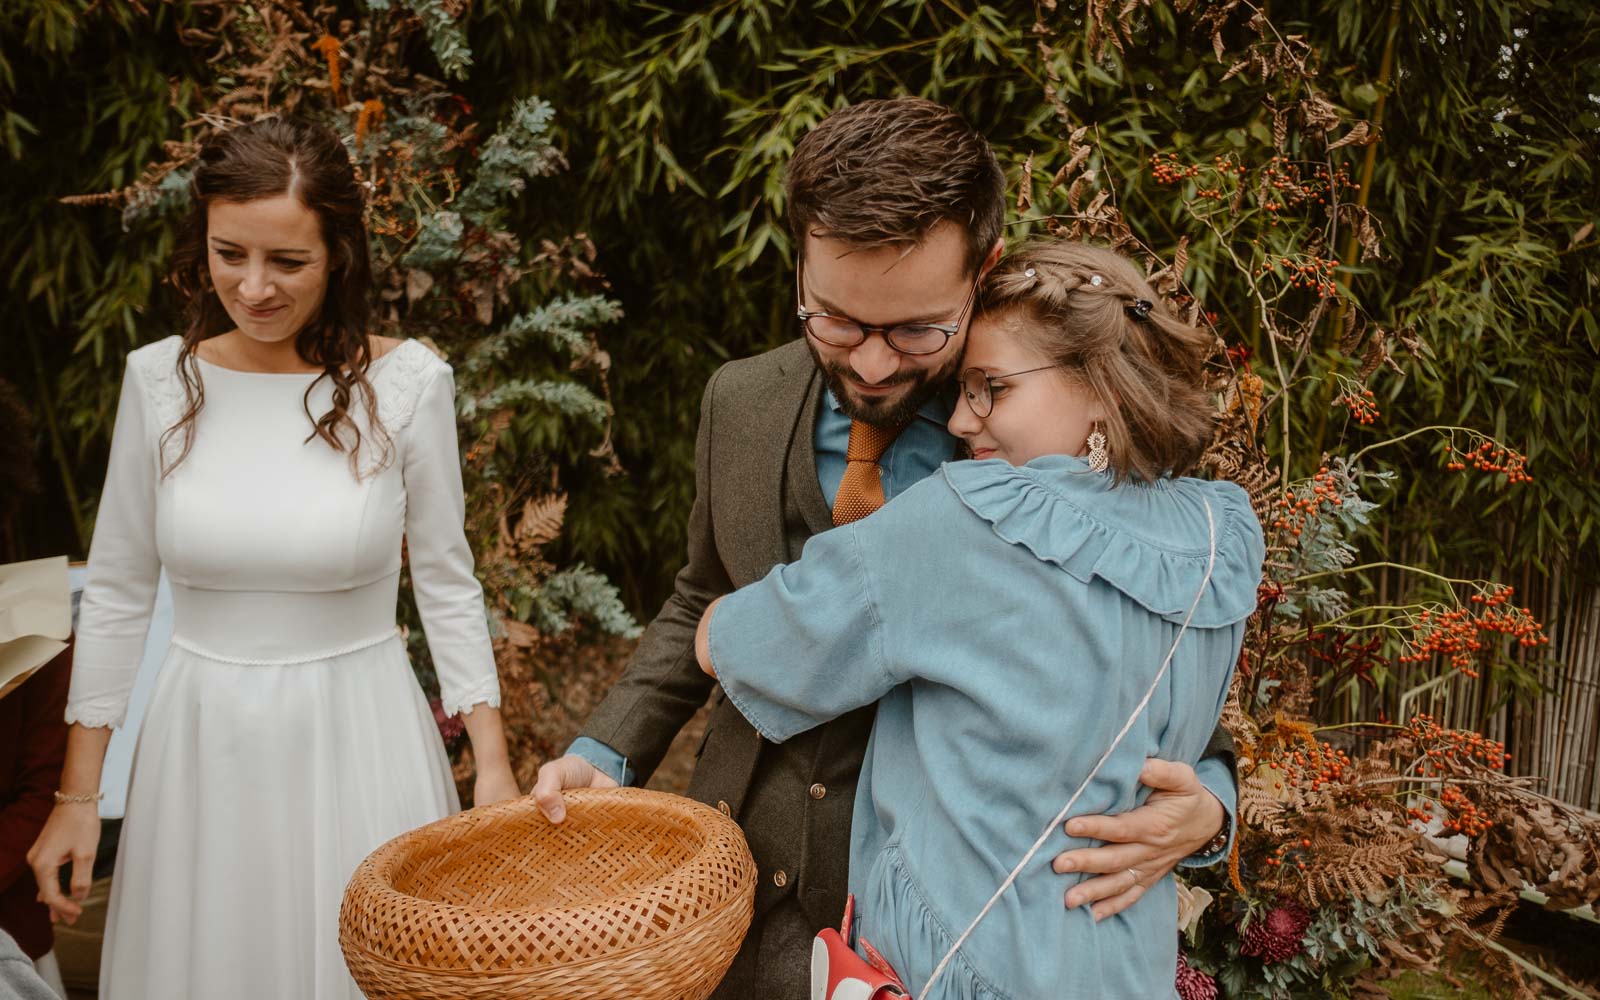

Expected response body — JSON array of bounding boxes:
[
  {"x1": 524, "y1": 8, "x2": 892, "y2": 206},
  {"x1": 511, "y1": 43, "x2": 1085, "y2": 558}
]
[
  {"x1": 1241, "y1": 898, "x2": 1312, "y2": 963},
  {"x1": 1176, "y1": 952, "x2": 1218, "y2": 1000},
  {"x1": 431, "y1": 698, "x2": 465, "y2": 744}
]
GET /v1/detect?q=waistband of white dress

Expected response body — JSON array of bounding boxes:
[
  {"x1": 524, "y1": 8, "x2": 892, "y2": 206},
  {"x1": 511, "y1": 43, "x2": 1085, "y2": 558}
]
[
  {"x1": 167, "y1": 575, "x2": 401, "y2": 665},
  {"x1": 169, "y1": 628, "x2": 400, "y2": 666}
]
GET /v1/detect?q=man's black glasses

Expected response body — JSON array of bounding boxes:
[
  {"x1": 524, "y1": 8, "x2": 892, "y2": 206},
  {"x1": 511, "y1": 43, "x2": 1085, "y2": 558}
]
[{"x1": 796, "y1": 259, "x2": 979, "y2": 357}]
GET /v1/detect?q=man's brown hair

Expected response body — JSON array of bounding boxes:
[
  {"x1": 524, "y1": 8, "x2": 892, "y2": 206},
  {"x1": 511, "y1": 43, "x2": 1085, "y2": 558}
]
[{"x1": 785, "y1": 97, "x2": 1005, "y2": 274}]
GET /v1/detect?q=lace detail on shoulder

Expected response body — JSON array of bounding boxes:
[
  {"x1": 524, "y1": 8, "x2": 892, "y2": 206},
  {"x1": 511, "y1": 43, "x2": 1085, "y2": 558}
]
[
  {"x1": 127, "y1": 336, "x2": 187, "y2": 467},
  {"x1": 369, "y1": 339, "x2": 448, "y2": 436}
]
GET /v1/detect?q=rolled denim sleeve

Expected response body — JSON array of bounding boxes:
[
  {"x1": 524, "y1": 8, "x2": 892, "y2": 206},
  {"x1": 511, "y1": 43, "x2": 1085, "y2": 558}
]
[{"x1": 566, "y1": 736, "x2": 635, "y2": 787}]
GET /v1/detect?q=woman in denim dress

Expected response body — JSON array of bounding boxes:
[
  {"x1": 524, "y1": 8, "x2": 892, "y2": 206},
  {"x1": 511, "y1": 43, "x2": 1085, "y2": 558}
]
[{"x1": 697, "y1": 241, "x2": 1265, "y2": 999}]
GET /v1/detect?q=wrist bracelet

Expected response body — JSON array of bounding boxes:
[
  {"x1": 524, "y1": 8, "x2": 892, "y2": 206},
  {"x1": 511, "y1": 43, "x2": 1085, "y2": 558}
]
[
  {"x1": 1193, "y1": 825, "x2": 1229, "y2": 858},
  {"x1": 54, "y1": 791, "x2": 103, "y2": 805}
]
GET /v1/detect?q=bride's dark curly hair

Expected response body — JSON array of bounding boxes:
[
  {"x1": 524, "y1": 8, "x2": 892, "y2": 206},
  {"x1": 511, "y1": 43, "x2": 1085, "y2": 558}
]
[{"x1": 164, "y1": 116, "x2": 389, "y2": 477}]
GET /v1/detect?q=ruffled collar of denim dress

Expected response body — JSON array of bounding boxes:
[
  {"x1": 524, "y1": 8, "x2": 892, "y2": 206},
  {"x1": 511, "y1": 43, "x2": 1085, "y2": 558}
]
[{"x1": 940, "y1": 453, "x2": 1265, "y2": 629}]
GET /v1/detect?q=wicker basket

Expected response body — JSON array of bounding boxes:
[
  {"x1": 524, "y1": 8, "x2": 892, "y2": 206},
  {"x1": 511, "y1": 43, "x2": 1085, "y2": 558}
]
[{"x1": 339, "y1": 788, "x2": 757, "y2": 999}]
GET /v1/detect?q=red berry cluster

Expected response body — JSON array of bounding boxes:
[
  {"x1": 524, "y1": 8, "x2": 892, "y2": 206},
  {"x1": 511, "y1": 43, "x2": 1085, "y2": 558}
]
[
  {"x1": 1260, "y1": 156, "x2": 1358, "y2": 212},
  {"x1": 1400, "y1": 588, "x2": 1548, "y2": 678},
  {"x1": 1274, "y1": 739, "x2": 1353, "y2": 795},
  {"x1": 1436, "y1": 785, "x2": 1493, "y2": 836},
  {"x1": 1406, "y1": 713, "x2": 1511, "y2": 773},
  {"x1": 1405, "y1": 774, "x2": 1504, "y2": 831},
  {"x1": 1252, "y1": 254, "x2": 1339, "y2": 296},
  {"x1": 1401, "y1": 714, "x2": 1509, "y2": 837},
  {"x1": 1444, "y1": 440, "x2": 1532, "y2": 483},
  {"x1": 1149, "y1": 152, "x2": 1201, "y2": 185},
  {"x1": 1265, "y1": 836, "x2": 1313, "y2": 871},
  {"x1": 1338, "y1": 387, "x2": 1379, "y2": 425},
  {"x1": 1269, "y1": 466, "x2": 1344, "y2": 538}
]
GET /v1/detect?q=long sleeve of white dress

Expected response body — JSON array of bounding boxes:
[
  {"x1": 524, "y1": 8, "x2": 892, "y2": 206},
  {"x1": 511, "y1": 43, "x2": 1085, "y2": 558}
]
[
  {"x1": 403, "y1": 365, "x2": 501, "y2": 717},
  {"x1": 66, "y1": 355, "x2": 162, "y2": 729}
]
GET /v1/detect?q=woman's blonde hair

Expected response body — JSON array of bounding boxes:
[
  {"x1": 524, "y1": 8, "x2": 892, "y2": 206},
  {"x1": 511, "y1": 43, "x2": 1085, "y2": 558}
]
[{"x1": 978, "y1": 240, "x2": 1214, "y2": 483}]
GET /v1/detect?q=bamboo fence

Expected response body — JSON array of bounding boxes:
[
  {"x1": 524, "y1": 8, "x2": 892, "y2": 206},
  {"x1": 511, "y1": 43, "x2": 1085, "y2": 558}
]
[{"x1": 1319, "y1": 554, "x2": 1600, "y2": 814}]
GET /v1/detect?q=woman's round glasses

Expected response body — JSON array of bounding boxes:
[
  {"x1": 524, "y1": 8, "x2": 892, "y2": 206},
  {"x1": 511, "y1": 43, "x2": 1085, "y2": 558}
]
[
  {"x1": 958, "y1": 365, "x2": 1057, "y2": 418},
  {"x1": 795, "y1": 259, "x2": 979, "y2": 357}
]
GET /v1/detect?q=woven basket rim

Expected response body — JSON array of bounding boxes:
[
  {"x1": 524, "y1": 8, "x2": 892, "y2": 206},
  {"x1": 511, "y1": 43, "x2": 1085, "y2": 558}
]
[
  {"x1": 342, "y1": 788, "x2": 755, "y2": 972},
  {"x1": 351, "y1": 789, "x2": 734, "y2": 910},
  {"x1": 344, "y1": 889, "x2": 752, "y2": 978}
]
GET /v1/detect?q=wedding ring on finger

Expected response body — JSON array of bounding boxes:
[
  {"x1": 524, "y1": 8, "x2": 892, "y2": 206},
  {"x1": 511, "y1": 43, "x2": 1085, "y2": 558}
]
[{"x1": 1126, "y1": 867, "x2": 1143, "y2": 885}]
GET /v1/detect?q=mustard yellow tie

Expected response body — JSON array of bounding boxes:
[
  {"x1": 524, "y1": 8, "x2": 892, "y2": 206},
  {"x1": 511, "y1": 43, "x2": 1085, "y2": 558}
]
[{"x1": 832, "y1": 420, "x2": 904, "y2": 526}]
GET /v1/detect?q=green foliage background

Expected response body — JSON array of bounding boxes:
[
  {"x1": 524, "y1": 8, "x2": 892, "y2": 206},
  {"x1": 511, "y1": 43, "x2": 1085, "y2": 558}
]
[{"x1": 4, "y1": 0, "x2": 1597, "y2": 618}]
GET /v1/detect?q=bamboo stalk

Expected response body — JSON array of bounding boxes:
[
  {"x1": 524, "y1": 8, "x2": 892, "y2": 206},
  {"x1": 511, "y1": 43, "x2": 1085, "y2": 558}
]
[
  {"x1": 24, "y1": 325, "x2": 86, "y2": 553},
  {"x1": 1559, "y1": 590, "x2": 1593, "y2": 804},
  {"x1": 1541, "y1": 561, "x2": 1562, "y2": 799},
  {"x1": 1328, "y1": 0, "x2": 1403, "y2": 346},
  {"x1": 1574, "y1": 590, "x2": 1600, "y2": 810}
]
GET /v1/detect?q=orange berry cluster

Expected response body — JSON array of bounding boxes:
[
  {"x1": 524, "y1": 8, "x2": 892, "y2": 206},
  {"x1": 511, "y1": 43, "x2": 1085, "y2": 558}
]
[
  {"x1": 1260, "y1": 156, "x2": 1358, "y2": 212},
  {"x1": 1401, "y1": 588, "x2": 1548, "y2": 678},
  {"x1": 1444, "y1": 440, "x2": 1532, "y2": 483},
  {"x1": 1407, "y1": 713, "x2": 1511, "y2": 772},
  {"x1": 1435, "y1": 785, "x2": 1493, "y2": 836},
  {"x1": 1401, "y1": 714, "x2": 1509, "y2": 837},
  {"x1": 1261, "y1": 738, "x2": 1353, "y2": 798},
  {"x1": 1265, "y1": 836, "x2": 1313, "y2": 871},
  {"x1": 1269, "y1": 466, "x2": 1344, "y2": 538},
  {"x1": 1149, "y1": 152, "x2": 1201, "y2": 185},
  {"x1": 1254, "y1": 254, "x2": 1340, "y2": 296},
  {"x1": 1338, "y1": 388, "x2": 1379, "y2": 425}
]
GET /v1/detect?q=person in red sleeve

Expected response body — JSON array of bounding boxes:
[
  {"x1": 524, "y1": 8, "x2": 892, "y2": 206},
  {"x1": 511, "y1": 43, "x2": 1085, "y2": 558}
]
[{"x1": 1, "y1": 643, "x2": 70, "y2": 993}]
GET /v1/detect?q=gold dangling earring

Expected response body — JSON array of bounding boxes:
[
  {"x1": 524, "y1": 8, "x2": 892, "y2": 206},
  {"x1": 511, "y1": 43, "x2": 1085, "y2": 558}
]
[{"x1": 1086, "y1": 423, "x2": 1109, "y2": 473}]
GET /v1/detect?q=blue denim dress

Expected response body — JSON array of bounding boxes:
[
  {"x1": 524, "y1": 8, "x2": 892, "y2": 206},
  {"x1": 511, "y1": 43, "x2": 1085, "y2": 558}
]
[{"x1": 707, "y1": 455, "x2": 1265, "y2": 999}]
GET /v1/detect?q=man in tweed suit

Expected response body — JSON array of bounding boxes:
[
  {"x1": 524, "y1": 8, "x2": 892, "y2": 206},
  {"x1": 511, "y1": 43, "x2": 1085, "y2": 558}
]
[{"x1": 533, "y1": 97, "x2": 1237, "y2": 996}]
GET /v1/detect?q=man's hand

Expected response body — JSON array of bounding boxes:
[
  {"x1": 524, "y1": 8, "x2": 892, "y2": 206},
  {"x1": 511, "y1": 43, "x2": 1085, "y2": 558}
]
[
  {"x1": 531, "y1": 754, "x2": 620, "y2": 824},
  {"x1": 1051, "y1": 759, "x2": 1225, "y2": 921}
]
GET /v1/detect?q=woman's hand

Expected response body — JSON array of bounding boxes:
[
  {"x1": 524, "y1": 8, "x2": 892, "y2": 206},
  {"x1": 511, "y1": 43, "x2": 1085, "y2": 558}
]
[
  {"x1": 472, "y1": 766, "x2": 521, "y2": 808},
  {"x1": 459, "y1": 702, "x2": 517, "y2": 807},
  {"x1": 27, "y1": 803, "x2": 103, "y2": 925},
  {"x1": 1051, "y1": 759, "x2": 1226, "y2": 921}
]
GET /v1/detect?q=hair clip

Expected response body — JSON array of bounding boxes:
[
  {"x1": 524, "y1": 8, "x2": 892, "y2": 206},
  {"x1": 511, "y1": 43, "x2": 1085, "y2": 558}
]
[
  {"x1": 1127, "y1": 298, "x2": 1154, "y2": 320},
  {"x1": 1089, "y1": 274, "x2": 1103, "y2": 286}
]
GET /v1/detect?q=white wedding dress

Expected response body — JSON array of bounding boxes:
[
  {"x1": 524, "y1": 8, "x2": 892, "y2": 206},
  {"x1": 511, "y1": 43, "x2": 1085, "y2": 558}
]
[{"x1": 66, "y1": 336, "x2": 502, "y2": 1000}]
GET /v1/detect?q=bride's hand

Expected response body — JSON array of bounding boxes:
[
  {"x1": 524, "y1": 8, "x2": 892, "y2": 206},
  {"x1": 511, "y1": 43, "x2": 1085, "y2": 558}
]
[
  {"x1": 27, "y1": 803, "x2": 102, "y2": 925},
  {"x1": 472, "y1": 767, "x2": 522, "y2": 808}
]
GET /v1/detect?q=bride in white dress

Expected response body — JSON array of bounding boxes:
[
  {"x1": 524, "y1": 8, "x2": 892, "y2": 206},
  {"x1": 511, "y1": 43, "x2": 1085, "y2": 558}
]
[{"x1": 26, "y1": 117, "x2": 520, "y2": 999}]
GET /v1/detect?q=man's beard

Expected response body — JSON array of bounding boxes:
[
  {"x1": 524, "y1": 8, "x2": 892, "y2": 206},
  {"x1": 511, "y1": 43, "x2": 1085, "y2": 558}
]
[{"x1": 807, "y1": 339, "x2": 964, "y2": 428}]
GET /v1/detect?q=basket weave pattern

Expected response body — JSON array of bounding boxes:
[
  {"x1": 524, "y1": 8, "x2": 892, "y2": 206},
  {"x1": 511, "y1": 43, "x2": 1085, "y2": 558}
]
[{"x1": 339, "y1": 788, "x2": 756, "y2": 998}]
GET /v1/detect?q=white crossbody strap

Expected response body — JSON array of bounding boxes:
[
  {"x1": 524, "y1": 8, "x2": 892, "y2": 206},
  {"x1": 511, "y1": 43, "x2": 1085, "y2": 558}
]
[{"x1": 921, "y1": 497, "x2": 1217, "y2": 995}]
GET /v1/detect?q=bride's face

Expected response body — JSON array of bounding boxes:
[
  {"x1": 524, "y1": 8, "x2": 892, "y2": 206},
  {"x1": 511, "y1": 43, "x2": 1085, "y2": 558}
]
[
  {"x1": 206, "y1": 194, "x2": 331, "y2": 345},
  {"x1": 946, "y1": 310, "x2": 1106, "y2": 466}
]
